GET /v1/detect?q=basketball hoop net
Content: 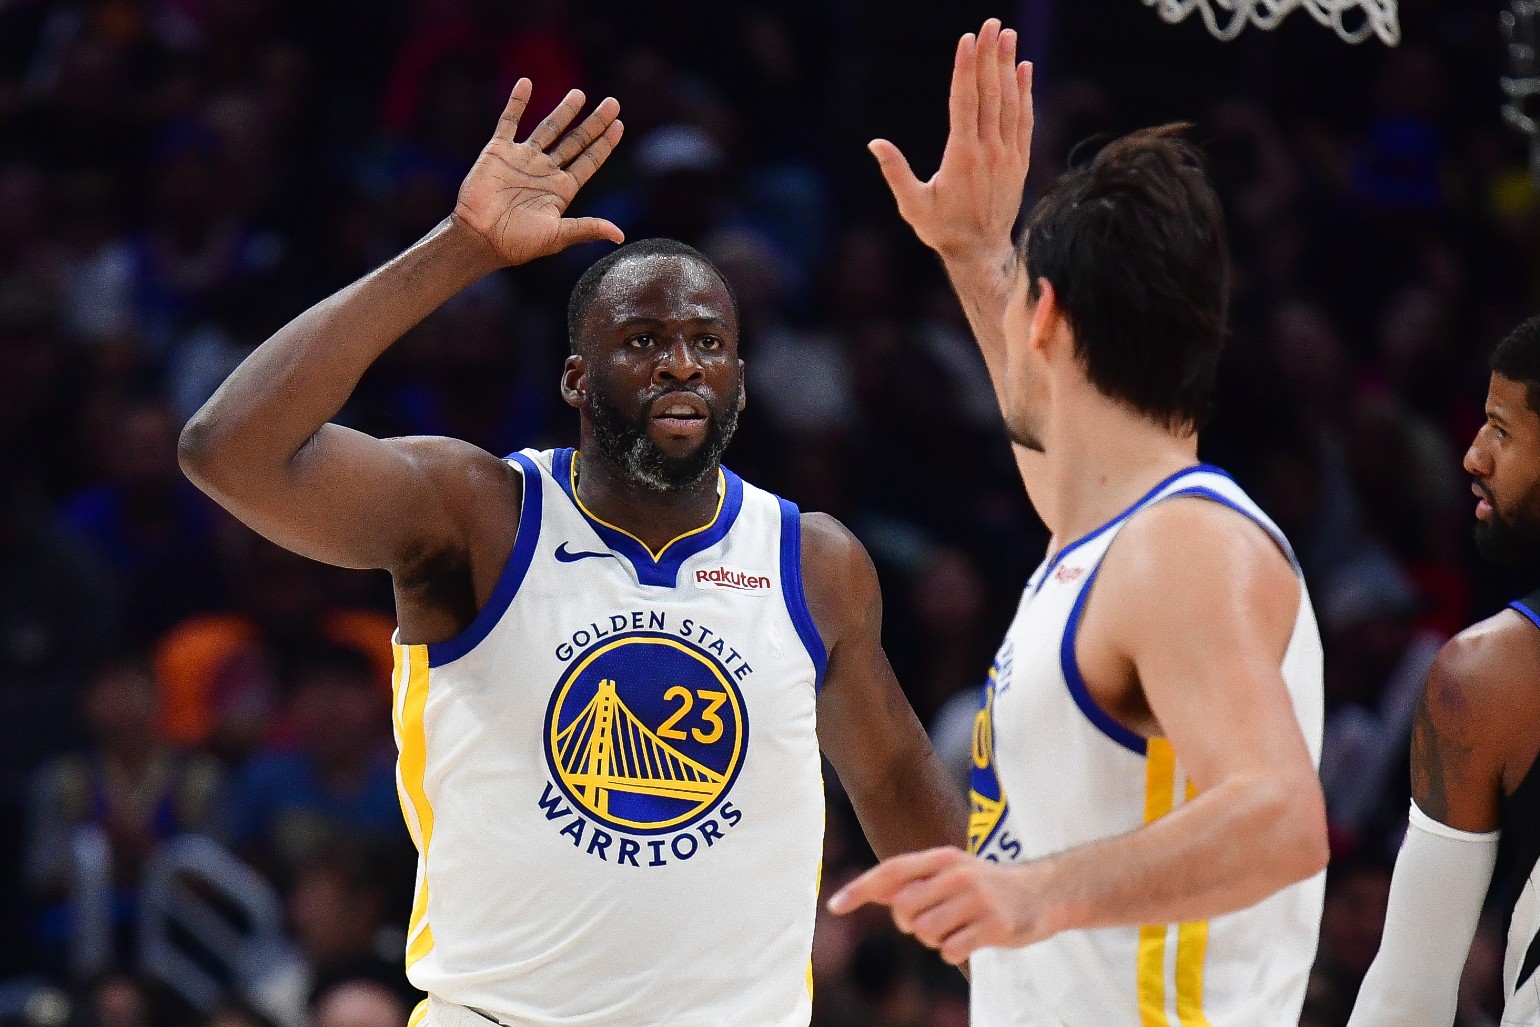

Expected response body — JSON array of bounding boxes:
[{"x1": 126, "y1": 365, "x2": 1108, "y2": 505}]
[{"x1": 1142, "y1": 0, "x2": 1400, "y2": 45}]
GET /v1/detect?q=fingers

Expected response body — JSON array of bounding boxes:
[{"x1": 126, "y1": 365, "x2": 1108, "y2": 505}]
[
  {"x1": 556, "y1": 216, "x2": 625, "y2": 249},
  {"x1": 493, "y1": 79, "x2": 533, "y2": 143},
  {"x1": 827, "y1": 847, "x2": 967, "y2": 914},
  {"x1": 976, "y1": 18, "x2": 1003, "y2": 144},
  {"x1": 998, "y1": 28, "x2": 1020, "y2": 150},
  {"x1": 1018, "y1": 61, "x2": 1035, "y2": 161},
  {"x1": 565, "y1": 118, "x2": 625, "y2": 189},
  {"x1": 939, "y1": 922, "x2": 996, "y2": 966},
  {"x1": 526, "y1": 88, "x2": 586, "y2": 151},
  {"x1": 867, "y1": 138, "x2": 921, "y2": 214},
  {"x1": 948, "y1": 32, "x2": 978, "y2": 144},
  {"x1": 549, "y1": 96, "x2": 620, "y2": 168}
]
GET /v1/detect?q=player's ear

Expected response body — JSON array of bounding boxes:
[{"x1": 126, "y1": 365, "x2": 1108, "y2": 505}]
[
  {"x1": 1030, "y1": 278, "x2": 1064, "y2": 358},
  {"x1": 736, "y1": 359, "x2": 747, "y2": 412},
  {"x1": 561, "y1": 354, "x2": 588, "y2": 410}
]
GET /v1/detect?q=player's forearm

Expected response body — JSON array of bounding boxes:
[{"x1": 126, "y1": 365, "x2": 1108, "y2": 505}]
[
  {"x1": 1029, "y1": 774, "x2": 1328, "y2": 932},
  {"x1": 939, "y1": 245, "x2": 1018, "y2": 407},
  {"x1": 180, "y1": 218, "x2": 503, "y2": 489},
  {"x1": 850, "y1": 741, "x2": 969, "y2": 861}
]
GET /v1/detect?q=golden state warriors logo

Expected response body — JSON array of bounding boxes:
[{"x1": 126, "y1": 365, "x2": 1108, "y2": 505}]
[
  {"x1": 969, "y1": 654, "x2": 1023, "y2": 863},
  {"x1": 544, "y1": 631, "x2": 749, "y2": 834}
]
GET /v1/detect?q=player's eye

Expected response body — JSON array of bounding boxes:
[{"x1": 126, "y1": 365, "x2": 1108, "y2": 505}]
[
  {"x1": 627, "y1": 334, "x2": 654, "y2": 348},
  {"x1": 699, "y1": 336, "x2": 722, "y2": 351}
]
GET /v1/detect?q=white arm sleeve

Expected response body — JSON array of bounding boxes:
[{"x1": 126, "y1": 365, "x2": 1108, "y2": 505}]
[{"x1": 1347, "y1": 801, "x2": 1500, "y2": 1026}]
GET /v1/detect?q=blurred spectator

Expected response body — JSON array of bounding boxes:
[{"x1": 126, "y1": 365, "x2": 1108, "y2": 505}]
[
  {"x1": 59, "y1": 399, "x2": 221, "y2": 640},
  {"x1": 310, "y1": 980, "x2": 408, "y2": 1027},
  {"x1": 25, "y1": 655, "x2": 223, "y2": 969},
  {"x1": 223, "y1": 643, "x2": 399, "y2": 877}
]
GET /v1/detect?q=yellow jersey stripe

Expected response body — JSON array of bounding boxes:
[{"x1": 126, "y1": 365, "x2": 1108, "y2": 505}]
[
  {"x1": 1137, "y1": 737, "x2": 1178, "y2": 1027},
  {"x1": 1175, "y1": 919, "x2": 1213, "y2": 1026},
  {"x1": 407, "y1": 999, "x2": 428, "y2": 1027},
  {"x1": 570, "y1": 453, "x2": 726, "y2": 561},
  {"x1": 398, "y1": 642, "x2": 436, "y2": 966}
]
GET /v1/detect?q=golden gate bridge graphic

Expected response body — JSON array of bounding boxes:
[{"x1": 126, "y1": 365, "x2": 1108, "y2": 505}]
[{"x1": 553, "y1": 679, "x2": 727, "y2": 819}]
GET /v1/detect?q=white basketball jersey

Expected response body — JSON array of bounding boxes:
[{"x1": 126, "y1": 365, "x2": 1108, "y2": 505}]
[
  {"x1": 969, "y1": 464, "x2": 1325, "y2": 1027},
  {"x1": 390, "y1": 448, "x2": 826, "y2": 1026}
]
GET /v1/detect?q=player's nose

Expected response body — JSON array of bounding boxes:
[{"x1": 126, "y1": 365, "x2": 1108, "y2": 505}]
[{"x1": 653, "y1": 336, "x2": 704, "y2": 383}]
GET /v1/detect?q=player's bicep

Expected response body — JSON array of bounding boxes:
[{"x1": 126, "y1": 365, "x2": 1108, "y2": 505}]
[
  {"x1": 1410, "y1": 642, "x2": 1504, "y2": 833},
  {"x1": 194, "y1": 424, "x2": 469, "y2": 572}
]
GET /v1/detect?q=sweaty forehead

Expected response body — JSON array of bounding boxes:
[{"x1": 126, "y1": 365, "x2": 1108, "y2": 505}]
[{"x1": 587, "y1": 254, "x2": 736, "y2": 332}]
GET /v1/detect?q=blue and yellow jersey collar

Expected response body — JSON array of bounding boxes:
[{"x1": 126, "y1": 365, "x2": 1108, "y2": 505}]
[{"x1": 552, "y1": 448, "x2": 745, "y2": 588}]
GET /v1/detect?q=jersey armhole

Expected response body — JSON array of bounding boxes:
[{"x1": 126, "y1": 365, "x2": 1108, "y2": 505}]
[
  {"x1": 425, "y1": 452, "x2": 543, "y2": 668},
  {"x1": 777, "y1": 498, "x2": 828, "y2": 691}
]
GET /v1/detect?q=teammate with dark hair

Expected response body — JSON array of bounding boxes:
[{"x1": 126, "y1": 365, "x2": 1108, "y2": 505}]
[
  {"x1": 829, "y1": 19, "x2": 1329, "y2": 1025},
  {"x1": 1351, "y1": 314, "x2": 1540, "y2": 1025},
  {"x1": 180, "y1": 81, "x2": 963, "y2": 1027}
]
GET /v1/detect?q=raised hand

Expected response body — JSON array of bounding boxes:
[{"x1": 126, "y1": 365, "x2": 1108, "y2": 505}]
[
  {"x1": 451, "y1": 79, "x2": 626, "y2": 267},
  {"x1": 868, "y1": 19, "x2": 1032, "y2": 266}
]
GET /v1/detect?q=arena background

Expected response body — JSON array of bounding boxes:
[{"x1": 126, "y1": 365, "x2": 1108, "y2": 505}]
[{"x1": 0, "y1": 0, "x2": 1533, "y2": 1023}]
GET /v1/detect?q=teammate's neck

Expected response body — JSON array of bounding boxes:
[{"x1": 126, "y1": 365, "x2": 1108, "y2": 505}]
[
  {"x1": 572, "y1": 449, "x2": 724, "y2": 554},
  {"x1": 1042, "y1": 397, "x2": 1200, "y2": 555}
]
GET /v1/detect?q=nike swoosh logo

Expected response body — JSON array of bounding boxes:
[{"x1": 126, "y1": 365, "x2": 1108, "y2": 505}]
[{"x1": 555, "y1": 542, "x2": 615, "y2": 563}]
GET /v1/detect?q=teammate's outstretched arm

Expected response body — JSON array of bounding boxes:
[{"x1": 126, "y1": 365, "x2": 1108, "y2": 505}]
[
  {"x1": 829, "y1": 501, "x2": 1329, "y2": 964},
  {"x1": 1348, "y1": 622, "x2": 1519, "y2": 1025},
  {"x1": 180, "y1": 81, "x2": 623, "y2": 575},
  {"x1": 801, "y1": 514, "x2": 968, "y2": 860},
  {"x1": 869, "y1": 19, "x2": 1048, "y2": 515}
]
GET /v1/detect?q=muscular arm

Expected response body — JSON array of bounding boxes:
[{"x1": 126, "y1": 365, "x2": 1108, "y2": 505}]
[
  {"x1": 1348, "y1": 617, "x2": 1536, "y2": 1025},
  {"x1": 179, "y1": 82, "x2": 623, "y2": 583},
  {"x1": 802, "y1": 513, "x2": 967, "y2": 860},
  {"x1": 831, "y1": 500, "x2": 1328, "y2": 963},
  {"x1": 868, "y1": 20, "x2": 1049, "y2": 515}
]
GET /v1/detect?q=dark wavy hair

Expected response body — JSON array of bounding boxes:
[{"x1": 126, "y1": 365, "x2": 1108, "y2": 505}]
[{"x1": 1019, "y1": 124, "x2": 1230, "y2": 432}]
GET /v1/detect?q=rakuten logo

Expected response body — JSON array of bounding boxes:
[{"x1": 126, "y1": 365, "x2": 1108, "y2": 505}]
[{"x1": 695, "y1": 566, "x2": 772, "y2": 591}]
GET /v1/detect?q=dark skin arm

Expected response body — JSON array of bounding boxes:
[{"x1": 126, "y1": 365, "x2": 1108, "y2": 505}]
[
  {"x1": 801, "y1": 513, "x2": 968, "y2": 860},
  {"x1": 1411, "y1": 610, "x2": 1540, "y2": 832},
  {"x1": 177, "y1": 81, "x2": 624, "y2": 643}
]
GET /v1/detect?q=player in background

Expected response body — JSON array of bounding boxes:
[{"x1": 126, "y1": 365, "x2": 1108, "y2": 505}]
[
  {"x1": 829, "y1": 19, "x2": 1329, "y2": 1025},
  {"x1": 1350, "y1": 315, "x2": 1540, "y2": 1025},
  {"x1": 179, "y1": 80, "x2": 963, "y2": 1027}
]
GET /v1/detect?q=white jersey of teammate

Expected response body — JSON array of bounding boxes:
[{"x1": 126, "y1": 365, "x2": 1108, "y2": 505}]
[
  {"x1": 391, "y1": 448, "x2": 826, "y2": 1027},
  {"x1": 968, "y1": 464, "x2": 1325, "y2": 1027}
]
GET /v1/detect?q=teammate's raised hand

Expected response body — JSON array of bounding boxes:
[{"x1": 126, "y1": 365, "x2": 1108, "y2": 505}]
[
  {"x1": 826, "y1": 846, "x2": 1061, "y2": 965},
  {"x1": 868, "y1": 19, "x2": 1032, "y2": 265},
  {"x1": 452, "y1": 79, "x2": 625, "y2": 267}
]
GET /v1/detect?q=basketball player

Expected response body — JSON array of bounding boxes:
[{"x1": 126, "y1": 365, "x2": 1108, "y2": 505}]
[
  {"x1": 828, "y1": 19, "x2": 1329, "y2": 1024},
  {"x1": 178, "y1": 81, "x2": 964, "y2": 1026},
  {"x1": 1349, "y1": 315, "x2": 1540, "y2": 1024}
]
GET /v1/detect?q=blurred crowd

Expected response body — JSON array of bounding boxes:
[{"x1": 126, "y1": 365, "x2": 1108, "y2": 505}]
[{"x1": 0, "y1": 0, "x2": 1534, "y2": 1024}]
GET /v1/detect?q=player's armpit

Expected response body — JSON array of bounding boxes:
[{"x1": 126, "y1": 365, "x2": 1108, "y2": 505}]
[
  {"x1": 1409, "y1": 620, "x2": 1523, "y2": 833},
  {"x1": 799, "y1": 513, "x2": 968, "y2": 858}
]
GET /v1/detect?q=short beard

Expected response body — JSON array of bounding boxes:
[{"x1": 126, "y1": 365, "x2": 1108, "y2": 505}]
[
  {"x1": 589, "y1": 386, "x2": 740, "y2": 493},
  {"x1": 1474, "y1": 478, "x2": 1540, "y2": 568}
]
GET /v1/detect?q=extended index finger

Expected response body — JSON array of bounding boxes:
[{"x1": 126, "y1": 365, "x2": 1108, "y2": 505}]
[
  {"x1": 493, "y1": 79, "x2": 534, "y2": 142},
  {"x1": 827, "y1": 848, "x2": 963, "y2": 914}
]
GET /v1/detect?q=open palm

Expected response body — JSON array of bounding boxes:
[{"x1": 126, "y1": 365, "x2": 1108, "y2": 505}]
[{"x1": 452, "y1": 79, "x2": 625, "y2": 267}]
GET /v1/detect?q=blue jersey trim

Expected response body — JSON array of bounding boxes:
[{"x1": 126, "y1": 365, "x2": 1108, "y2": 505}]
[
  {"x1": 1510, "y1": 601, "x2": 1540, "y2": 633},
  {"x1": 427, "y1": 451, "x2": 543, "y2": 668},
  {"x1": 777, "y1": 498, "x2": 828, "y2": 691},
  {"x1": 550, "y1": 448, "x2": 745, "y2": 588},
  {"x1": 1033, "y1": 463, "x2": 1224, "y2": 594},
  {"x1": 1060, "y1": 565, "x2": 1147, "y2": 755}
]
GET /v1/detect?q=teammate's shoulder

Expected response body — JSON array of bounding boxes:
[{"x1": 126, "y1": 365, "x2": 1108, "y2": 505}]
[
  {"x1": 1114, "y1": 491, "x2": 1291, "y2": 582},
  {"x1": 799, "y1": 510, "x2": 864, "y2": 560}
]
